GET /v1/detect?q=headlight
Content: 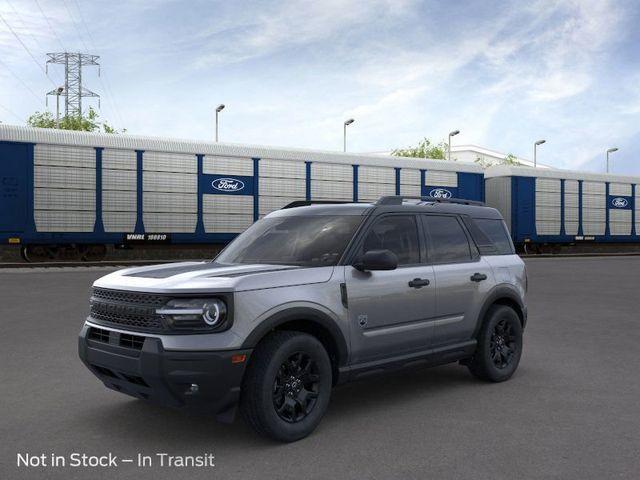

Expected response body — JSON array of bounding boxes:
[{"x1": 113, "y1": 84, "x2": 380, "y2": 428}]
[{"x1": 156, "y1": 298, "x2": 228, "y2": 331}]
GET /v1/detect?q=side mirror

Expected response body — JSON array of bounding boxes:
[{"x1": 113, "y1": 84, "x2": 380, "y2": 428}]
[{"x1": 353, "y1": 249, "x2": 398, "y2": 272}]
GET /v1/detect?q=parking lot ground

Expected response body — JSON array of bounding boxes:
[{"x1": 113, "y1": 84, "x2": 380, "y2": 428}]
[{"x1": 1, "y1": 256, "x2": 639, "y2": 480}]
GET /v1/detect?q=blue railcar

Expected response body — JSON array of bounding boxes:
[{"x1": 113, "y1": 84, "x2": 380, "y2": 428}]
[
  {"x1": 485, "y1": 165, "x2": 640, "y2": 252},
  {"x1": 0, "y1": 125, "x2": 485, "y2": 260}
]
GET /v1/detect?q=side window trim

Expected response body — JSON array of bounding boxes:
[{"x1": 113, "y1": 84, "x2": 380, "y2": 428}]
[
  {"x1": 420, "y1": 214, "x2": 480, "y2": 266},
  {"x1": 346, "y1": 213, "x2": 425, "y2": 267}
]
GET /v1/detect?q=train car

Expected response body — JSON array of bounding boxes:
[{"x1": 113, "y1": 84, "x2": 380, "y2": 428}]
[
  {"x1": 0, "y1": 125, "x2": 484, "y2": 261},
  {"x1": 485, "y1": 165, "x2": 640, "y2": 253}
]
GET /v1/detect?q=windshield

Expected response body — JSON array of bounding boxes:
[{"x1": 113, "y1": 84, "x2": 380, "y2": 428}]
[{"x1": 215, "y1": 215, "x2": 363, "y2": 267}]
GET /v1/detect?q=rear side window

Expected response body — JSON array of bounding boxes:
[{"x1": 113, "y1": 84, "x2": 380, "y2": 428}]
[
  {"x1": 474, "y1": 218, "x2": 515, "y2": 255},
  {"x1": 422, "y1": 215, "x2": 472, "y2": 264},
  {"x1": 361, "y1": 215, "x2": 420, "y2": 265}
]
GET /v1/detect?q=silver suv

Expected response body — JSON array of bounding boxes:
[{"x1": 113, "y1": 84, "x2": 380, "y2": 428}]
[{"x1": 79, "y1": 196, "x2": 527, "y2": 442}]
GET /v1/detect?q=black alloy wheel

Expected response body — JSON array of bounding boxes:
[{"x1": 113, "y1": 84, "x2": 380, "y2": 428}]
[{"x1": 272, "y1": 352, "x2": 321, "y2": 423}]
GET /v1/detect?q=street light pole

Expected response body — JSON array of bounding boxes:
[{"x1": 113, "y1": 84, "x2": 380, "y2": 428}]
[
  {"x1": 534, "y1": 139, "x2": 546, "y2": 167},
  {"x1": 215, "y1": 104, "x2": 225, "y2": 142},
  {"x1": 606, "y1": 147, "x2": 618, "y2": 173},
  {"x1": 55, "y1": 87, "x2": 64, "y2": 128},
  {"x1": 343, "y1": 118, "x2": 354, "y2": 152},
  {"x1": 448, "y1": 130, "x2": 460, "y2": 161}
]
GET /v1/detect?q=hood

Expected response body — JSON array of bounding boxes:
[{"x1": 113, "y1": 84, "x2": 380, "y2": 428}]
[{"x1": 93, "y1": 261, "x2": 335, "y2": 293}]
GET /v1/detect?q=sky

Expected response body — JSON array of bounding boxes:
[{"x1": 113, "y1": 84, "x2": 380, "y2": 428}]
[{"x1": 1, "y1": 0, "x2": 639, "y2": 174}]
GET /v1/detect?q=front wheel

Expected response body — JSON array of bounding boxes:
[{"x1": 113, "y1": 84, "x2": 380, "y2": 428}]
[
  {"x1": 468, "y1": 305, "x2": 523, "y2": 382},
  {"x1": 240, "y1": 331, "x2": 332, "y2": 442}
]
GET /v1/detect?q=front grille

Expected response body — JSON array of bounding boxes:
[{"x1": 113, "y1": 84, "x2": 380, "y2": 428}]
[{"x1": 89, "y1": 287, "x2": 167, "y2": 332}]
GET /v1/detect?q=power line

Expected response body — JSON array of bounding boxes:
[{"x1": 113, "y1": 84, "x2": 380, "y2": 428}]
[
  {"x1": 5, "y1": 0, "x2": 65, "y2": 86},
  {"x1": 33, "y1": 0, "x2": 67, "y2": 52},
  {"x1": 61, "y1": 0, "x2": 90, "y2": 51},
  {"x1": 0, "y1": 102, "x2": 24, "y2": 122},
  {"x1": 69, "y1": 0, "x2": 126, "y2": 127},
  {"x1": 0, "y1": 11, "x2": 57, "y2": 87},
  {"x1": 0, "y1": 57, "x2": 43, "y2": 103}
]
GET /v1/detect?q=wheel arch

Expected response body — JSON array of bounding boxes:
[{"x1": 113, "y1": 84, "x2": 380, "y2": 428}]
[
  {"x1": 474, "y1": 285, "x2": 526, "y2": 338},
  {"x1": 241, "y1": 307, "x2": 349, "y2": 385}
]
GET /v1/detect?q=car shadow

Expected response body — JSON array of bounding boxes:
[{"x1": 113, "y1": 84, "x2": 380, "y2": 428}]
[{"x1": 78, "y1": 363, "x2": 509, "y2": 448}]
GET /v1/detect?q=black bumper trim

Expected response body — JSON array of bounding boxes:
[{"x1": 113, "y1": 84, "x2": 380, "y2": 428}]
[{"x1": 78, "y1": 324, "x2": 251, "y2": 421}]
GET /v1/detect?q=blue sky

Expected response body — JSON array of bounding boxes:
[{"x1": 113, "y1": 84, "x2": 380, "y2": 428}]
[{"x1": 1, "y1": 0, "x2": 639, "y2": 174}]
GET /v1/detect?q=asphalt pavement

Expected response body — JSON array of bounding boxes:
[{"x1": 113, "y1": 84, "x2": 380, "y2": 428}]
[{"x1": 1, "y1": 257, "x2": 639, "y2": 480}]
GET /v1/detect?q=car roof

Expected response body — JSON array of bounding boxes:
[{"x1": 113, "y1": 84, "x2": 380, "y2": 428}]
[{"x1": 267, "y1": 200, "x2": 504, "y2": 220}]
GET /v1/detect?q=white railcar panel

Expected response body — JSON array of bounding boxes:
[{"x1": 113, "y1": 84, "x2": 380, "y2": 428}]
[
  {"x1": 34, "y1": 165, "x2": 95, "y2": 190},
  {"x1": 399, "y1": 184, "x2": 422, "y2": 196},
  {"x1": 582, "y1": 209, "x2": 606, "y2": 222},
  {"x1": 536, "y1": 206, "x2": 561, "y2": 221},
  {"x1": 143, "y1": 213, "x2": 197, "y2": 232},
  {"x1": 259, "y1": 177, "x2": 305, "y2": 197},
  {"x1": 582, "y1": 222, "x2": 605, "y2": 235},
  {"x1": 564, "y1": 193, "x2": 579, "y2": 208},
  {"x1": 535, "y1": 190, "x2": 561, "y2": 208},
  {"x1": 564, "y1": 180, "x2": 579, "y2": 193},
  {"x1": 34, "y1": 210, "x2": 95, "y2": 232},
  {"x1": 358, "y1": 182, "x2": 395, "y2": 201},
  {"x1": 102, "y1": 149, "x2": 136, "y2": 170},
  {"x1": 609, "y1": 183, "x2": 632, "y2": 196},
  {"x1": 536, "y1": 221, "x2": 560, "y2": 235},
  {"x1": 143, "y1": 171, "x2": 197, "y2": 193},
  {"x1": 400, "y1": 169, "x2": 421, "y2": 186},
  {"x1": 203, "y1": 156, "x2": 253, "y2": 176},
  {"x1": 103, "y1": 169, "x2": 136, "y2": 191},
  {"x1": 310, "y1": 180, "x2": 352, "y2": 200},
  {"x1": 103, "y1": 190, "x2": 136, "y2": 212},
  {"x1": 311, "y1": 163, "x2": 352, "y2": 182},
  {"x1": 144, "y1": 192, "x2": 197, "y2": 213},
  {"x1": 425, "y1": 170, "x2": 457, "y2": 187},
  {"x1": 104, "y1": 212, "x2": 137, "y2": 232},
  {"x1": 259, "y1": 196, "x2": 297, "y2": 215},
  {"x1": 536, "y1": 178, "x2": 561, "y2": 192},
  {"x1": 358, "y1": 166, "x2": 395, "y2": 184},
  {"x1": 143, "y1": 151, "x2": 196, "y2": 173},
  {"x1": 485, "y1": 177, "x2": 511, "y2": 231},
  {"x1": 34, "y1": 188, "x2": 95, "y2": 211},
  {"x1": 259, "y1": 159, "x2": 306, "y2": 179},
  {"x1": 204, "y1": 214, "x2": 253, "y2": 233},
  {"x1": 34, "y1": 144, "x2": 95, "y2": 169},
  {"x1": 203, "y1": 194, "x2": 253, "y2": 215},
  {"x1": 565, "y1": 221, "x2": 579, "y2": 236},
  {"x1": 582, "y1": 194, "x2": 606, "y2": 209},
  {"x1": 609, "y1": 209, "x2": 632, "y2": 235},
  {"x1": 582, "y1": 181, "x2": 606, "y2": 195}
]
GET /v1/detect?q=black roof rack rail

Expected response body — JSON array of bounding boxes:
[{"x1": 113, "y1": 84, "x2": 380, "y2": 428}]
[
  {"x1": 375, "y1": 196, "x2": 485, "y2": 206},
  {"x1": 281, "y1": 200, "x2": 355, "y2": 209}
]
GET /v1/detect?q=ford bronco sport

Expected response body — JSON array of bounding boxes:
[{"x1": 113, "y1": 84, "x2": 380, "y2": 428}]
[{"x1": 79, "y1": 196, "x2": 527, "y2": 442}]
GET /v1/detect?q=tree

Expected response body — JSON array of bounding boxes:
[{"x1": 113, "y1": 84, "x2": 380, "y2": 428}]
[
  {"x1": 392, "y1": 138, "x2": 449, "y2": 160},
  {"x1": 27, "y1": 107, "x2": 125, "y2": 133},
  {"x1": 475, "y1": 152, "x2": 522, "y2": 168}
]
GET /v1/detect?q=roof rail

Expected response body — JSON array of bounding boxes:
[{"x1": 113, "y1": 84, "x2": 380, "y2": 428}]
[
  {"x1": 375, "y1": 196, "x2": 485, "y2": 206},
  {"x1": 281, "y1": 200, "x2": 354, "y2": 209}
]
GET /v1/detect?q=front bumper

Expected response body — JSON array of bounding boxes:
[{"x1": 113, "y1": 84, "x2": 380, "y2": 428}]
[{"x1": 78, "y1": 323, "x2": 251, "y2": 422}]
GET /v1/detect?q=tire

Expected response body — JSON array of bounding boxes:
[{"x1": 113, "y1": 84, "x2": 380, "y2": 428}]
[
  {"x1": 240, "y1": 331, "x2": 333, "y2": 442},
  {"x1": 468, "y1": 305, "x2": 523, "y2": 382}
]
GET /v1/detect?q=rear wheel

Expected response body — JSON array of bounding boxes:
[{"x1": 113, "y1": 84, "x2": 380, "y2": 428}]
[
  {"x1": 468, "y1": 305, "x2": 523, "y2": 382},
  {"x1": 240, "y1": 331, "x2": 332, "y2": 442}
]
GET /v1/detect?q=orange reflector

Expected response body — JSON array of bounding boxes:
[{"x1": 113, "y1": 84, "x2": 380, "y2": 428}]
[
  {"x1": 8, "y1": 237, "x2": 20, "y2": 244},
  {"x1": 231, "y1": 354, "x2": 246, "y2": 364}
]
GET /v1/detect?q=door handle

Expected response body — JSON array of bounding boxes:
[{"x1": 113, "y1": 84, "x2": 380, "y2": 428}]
[
  {"x1": 470, "y1": 272, "x2": 487, "y2": 282},
  {"x1": 408, "y1": 278, "x2": 430, "y2": 288}
]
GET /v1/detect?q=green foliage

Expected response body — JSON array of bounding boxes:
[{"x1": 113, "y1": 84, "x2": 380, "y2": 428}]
[
  {"x1": 27, "y1": 107, "x2": 125, "y2": 134},
  {"x1": 475, "y1": 152, "x2": 522, "y2": 168},
  {"x1": 391, "y1": 138, "x2": 449, "y2": 160}
]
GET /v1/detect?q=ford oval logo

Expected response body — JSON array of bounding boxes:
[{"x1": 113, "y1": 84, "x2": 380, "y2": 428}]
[
  {"x1": 611, "y1": 197, "x2": 628, "y2": 208},
  {"x1": 429, "y1": 188, "x2": 453, "y2": 199},
  {"x1": 212, "y1": 177, "x2": 245, "y2": 192}
]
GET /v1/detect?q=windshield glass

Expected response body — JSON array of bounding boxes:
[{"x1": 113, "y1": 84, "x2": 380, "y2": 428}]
[{"x1": 215, "y1": 215, "x2": 363, "y2": 267}]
